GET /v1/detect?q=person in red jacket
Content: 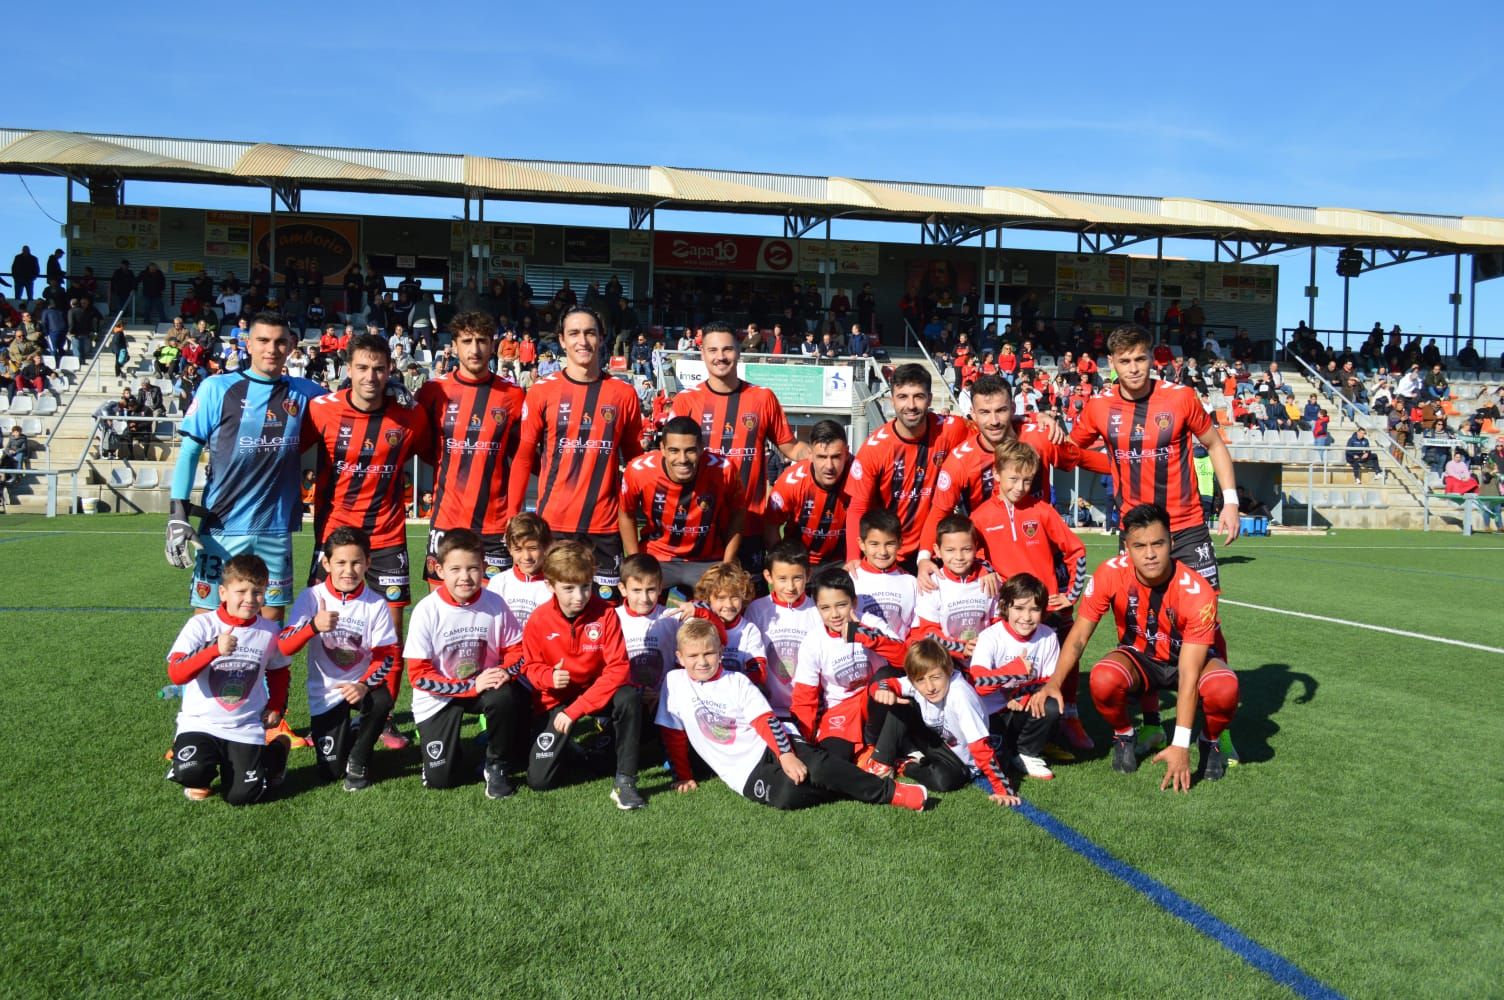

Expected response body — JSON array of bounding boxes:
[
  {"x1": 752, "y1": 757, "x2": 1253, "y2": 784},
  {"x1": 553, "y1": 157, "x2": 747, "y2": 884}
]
[{"x1": 493, "y1": 541, "x2": 646, "y2": 809}]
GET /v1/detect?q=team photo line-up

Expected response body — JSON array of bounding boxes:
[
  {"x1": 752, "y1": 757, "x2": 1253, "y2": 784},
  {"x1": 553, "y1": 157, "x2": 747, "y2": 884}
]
[{"x1": 162, "y1": 308, "x2": 1245, "y2": 811}]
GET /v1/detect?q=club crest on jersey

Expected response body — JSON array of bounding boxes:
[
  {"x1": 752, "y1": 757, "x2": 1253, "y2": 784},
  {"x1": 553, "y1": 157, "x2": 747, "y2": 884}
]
[
  {"x1": 490, "y1": 407, "x2": 508, "y2": 424},
  {"x1": 1023, "y1": 521, "x2": 1039, "y2": 538},
  {"x1": 741, "y1": 413, "x2": 758, "y2": 431},
  {"x1": 697, "y1": 496, "x2": 712, "y2": 510},
  {"x1": 282, "y1": 399, "x2": 299, "y2": 416},
  {"x1": 600, "y1": 405, "x2": 617, "y2": 425},
  {"x1": 1154, "y1": 412, "x2": 1172, "y2": 431},
  {"x1": 585, "y1": 623, "x2": 603, "y2": 642},
  {"x1": 385, "y1": 428, "x2": 403, "y2": 447},
  {"x1": 195, "y1": 581, "x2": 211, "y2": 599},
  {"x1": 936, "y1": 470, "x2": 952, "y2": 492}
]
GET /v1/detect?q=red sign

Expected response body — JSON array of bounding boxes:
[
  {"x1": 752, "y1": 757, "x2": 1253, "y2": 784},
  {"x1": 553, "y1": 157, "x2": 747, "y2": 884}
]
[{"x1": 654, "y1": 232, "x2": 796, "y2": 273}]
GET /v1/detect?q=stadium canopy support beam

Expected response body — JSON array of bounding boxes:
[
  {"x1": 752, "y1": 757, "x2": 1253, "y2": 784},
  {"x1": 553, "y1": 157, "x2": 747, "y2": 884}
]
[
  {"x1": 1079, "y1": 229, "x2": 1155, "y2": 254},
  {"x1": 1153, "y1": 237, "x2": 1163, "y2": 340},
  {"x1": 784, "y1": 213, "x2": 828, "y2": 239},
  {"x1": 461, "y1": 193, "x2": 470, "y2": 285},
  {"x1": 920, "y1": 218, "x2": 986, "y2": 247},
  {"x1": 270, "y1": 181, "x2": 300, "y2": 213},
  {"x1": 629, "y1": 205, "x2": 654, "y2": 230},
  {"x1": 1214, "y1": 239, "x2": 1298, "y2": 263},
  {"x1": 1307, "y1": 246, "x2": 1317, "y2": 331},
  {"x1": 1356, "y1": 247, "x2": 1451, "y2": 274},
  {"x1": 1469, "y1": 255, "x2": 1477, "y2": 340},
  {"x1": 1452, "y1": 254, "x2": 1462, "y2": 349}
]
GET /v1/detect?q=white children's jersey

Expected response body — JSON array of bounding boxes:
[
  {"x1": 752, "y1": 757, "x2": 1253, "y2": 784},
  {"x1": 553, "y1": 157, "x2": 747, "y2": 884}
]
[
  {"x1": 170, "y1": 612, "x2": 291, "y2": 744},
  {"x1": 793, "y1": 610, "x2": 896, "y2": 710},
  {"x1": 403, "y1": 589, "x2": 523, "y2": 725},
  {"x1": 853, "y1": 563, "x2": 918, "y2": 639},
  {"x1": 487, "y1": 568, "x2": 552, "y2": 630},
  {"x1": 744, "y1": 595, "x2": 822, "y2": 716},
  {"x1": 913, "y1": 569, "x2": 998, "y2": 643},
  {"x1": 285, "y1": 582, "x2": 401, "y2": 715},
  {"x1": 616, "y1": 605, "x2": 682, "y2": 691},
  {"x1": 721, "y1": 616, "x2": 768, "y2": 676},
  {"x1": 893, "y1": 673, "x2": 992, "y2": 769},
  {"x1": 968, "y1": 620, "x2": 1061, "y2": 715},
  {"x1": 657, "y1": 668, "x2": 777, "y2": 797}
]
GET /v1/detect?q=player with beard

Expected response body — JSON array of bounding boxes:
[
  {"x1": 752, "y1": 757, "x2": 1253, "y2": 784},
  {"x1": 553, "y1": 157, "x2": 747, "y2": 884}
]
[{"x1": 764, "y1": 418, "x2": 851, "y2": 569}]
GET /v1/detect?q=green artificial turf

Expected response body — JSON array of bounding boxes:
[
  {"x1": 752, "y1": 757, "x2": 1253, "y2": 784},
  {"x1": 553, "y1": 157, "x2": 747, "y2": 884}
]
[{"x1": 0, "y1": 518, "x2": 1499, "y2": 998}]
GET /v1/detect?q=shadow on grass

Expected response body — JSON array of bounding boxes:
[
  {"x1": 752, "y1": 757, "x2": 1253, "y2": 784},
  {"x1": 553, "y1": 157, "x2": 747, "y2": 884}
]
[
  {"x1": 1138, "y1": 661, "x2": 1316, "y2": 766},
  {"x1": 1217, "y1": 554, "x2": 1257, "y2": 566}
]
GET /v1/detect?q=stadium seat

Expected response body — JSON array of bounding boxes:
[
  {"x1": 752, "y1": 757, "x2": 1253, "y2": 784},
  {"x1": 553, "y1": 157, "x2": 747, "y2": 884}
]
[
  {"x1": 109, "y1": 467, "x2": 135, "y2": 488},
  {"x1": 41, "y1": 355, "x2": 57, "y2": 369},
  {"x1": 20, "y1": 417, "x2": 43, "y2": 437},
  {"x1": 1348, "y1": 490, "x2": 1369, "y2": 509},
  {"x1": 1226, "y1": 426, "x2": 1247, "y2": 444},
  {"x1": 9, "y1": 396, "x2": 33, "y2": 416},
  {"x1": 1313, "y1": 489, "x2": 1330, "y2": 509},
  {"x1": 0, "y1": 417, "x2": 14, "y2": 433},
  {"x1": 0, "y1": 396, "x2": 8, "y2": 415},
  {"x1": 1367, "y1": 490, "x2": 1388, "y2": 508},
  {"x1": 135, "y1": 468, "x2": 161, "y2": 490},
  {"x1": 34, "y1": 396, "x2": 58, "y2": 417},
  {"x1": 1328, "y1": 490, "x2": 1348, "y2": 509}
]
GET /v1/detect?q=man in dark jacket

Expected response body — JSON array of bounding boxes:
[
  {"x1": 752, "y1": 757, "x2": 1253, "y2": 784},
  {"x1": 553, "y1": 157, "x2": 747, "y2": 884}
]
[
  {"x1": 139, "y1": 264, "x2": 168, "y2": 324},
  {"x1": 109, "y1": 261, "x2": 137, "y2": 314},
  {"x1": 10, "y1": 246, "x2": 40, "y2": 302}
]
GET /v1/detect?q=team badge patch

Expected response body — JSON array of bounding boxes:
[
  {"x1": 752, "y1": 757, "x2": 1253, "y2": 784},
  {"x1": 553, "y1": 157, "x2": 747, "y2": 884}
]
[
  {"x1": 490, "y1": 407, "x2": 508, "y2": 424},
  {"x1": 385, "y1": 429, "x2": 402, "y2": 446},
  {"x1": 385, "y1": 585, "x2": 403, "y2": 600},
  {"x1": 585, "y1": 623, "x2": 602, "y2": 642},
  {"x1": 195, "y1": 581, "x2": 211, "y2": 599},
  {"x1": 600, "y1": 405, "x2": 617, "y2": 424},
  {"x1": 1023, "y1": 521, "x2": 1039, "y2": 538},
  {"x1": 1154, "y1": 412, "x2": 1172, "y2": 431},
  {"x1": 741, "y1": 413, "x2": 758, "y2": 431},
  {"x1": 282, "y1": 399, "x2": 299, "y2": 416},
  {"x1": 598, "y1": 584, "x2": 614, "y2": 599},
  {"x1": 697, "y1": 496, "x2": 712, "y2": 510}
]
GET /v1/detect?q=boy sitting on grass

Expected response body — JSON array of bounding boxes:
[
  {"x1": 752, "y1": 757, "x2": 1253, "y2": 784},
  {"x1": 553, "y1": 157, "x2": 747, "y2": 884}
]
[
  {"x1": 277, "y1": 527, "x2": 401, "y2": 791},
  {"x1": 657, "y1": 617, "x2": 926, "y2": 811},
  {"x1": 967, "y1": 573, "x2": 1063, "y2": 781},
  {"x1": 165, "y1": 554, "x2": 293, "y2": 805},
  {"x1": 863, "y1": 637, "x2": 1019, "y2": 806},
  {"x1": 404, "y1": 529, "x2": 525, "y2": 798}
]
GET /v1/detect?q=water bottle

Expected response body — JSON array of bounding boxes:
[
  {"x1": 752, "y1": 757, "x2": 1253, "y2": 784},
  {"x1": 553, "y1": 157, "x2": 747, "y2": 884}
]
[{"x1": 157, "y1": 684, "x2": 183, "y2": 700}]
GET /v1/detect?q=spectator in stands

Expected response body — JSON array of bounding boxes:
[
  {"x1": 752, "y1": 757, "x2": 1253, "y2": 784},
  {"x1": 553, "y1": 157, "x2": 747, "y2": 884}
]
[
  {"x1": 1457, "y1": 339, "x2": 1482, "y2": 374},
  {"x1": 1312, "y1": 409, "x2": 1333, "y2": 447},
  {"x1": 403, "y1": 363, "x2": 426, "y2": 395},
  {"x1": 1421, "y1": 339, "x2": 1443, "y2": 369},
  {"x1": 305, "y1": 295, "x2": 326, "y2": 333},
  {"x1": 154, "y1": 337, "x2": 182, "y2": 377},
  {"x1": 536, "y1": 348, "x2": 561, "y2": 378},
  {"x1": 1443, "y1": 450, "x2": 1477, "y2": 495},
  {"x1": 15, "y1": 356, "x2": 58, "y2": 401},
  {"x1": 432, "y1": 344, "x2": 456, "y2": 376},
  {"x1": 67, "y1": 297, "x2": 96, "y2": 360},
  {"x1": 176, "y1": 364, "x2": 203, "y2": 410},
  {"x1": 1236, "y1": 485, "x2": 1271, "y2": 518},
  {"x1": 10, "y1": 246, "x2": 40, "y2": 304},
  {"x1": 410, "y1": 294, "x2": 438, "y2": 349},
  {"x1": 40, "y1": 298, "x2": 67, "y2": 358},
  {"x1": 287, "y1": 345, "x2": 308, "y2": 379},
  {"x1": 1396, "y1": 364, "x2": 1423, "y2": 406},
  {"x1": 1, "y1": 424, "x2": 27, "y2": 484},
  {"x1": 1345, "y1": 428, "x2": 1381, "y2": 482},
  {"x1": 1424, "y1": 364, "x2": 1450, "y2": 401},
  {"x1": 1259, "y1": 395, "x2": 1290, "y2": 433},
  {"x1": 626, "y1": 333, "x2": 652, "y2": 378},
  {"x1": 215, "y1": 282, "x2": 242, "y2": 327},
  {"x1": 137, "y1": 376, "x2": 165, "y2": 419},
  {"x1": 137, "y1": 264, "x2": 167, "y2": 325},
  {"x1": 389, "y1": 323, "x2": 413, "y2": 357},
  {"x1": 1479, "y1": 448, "x2": 1504, "y2": 531}
]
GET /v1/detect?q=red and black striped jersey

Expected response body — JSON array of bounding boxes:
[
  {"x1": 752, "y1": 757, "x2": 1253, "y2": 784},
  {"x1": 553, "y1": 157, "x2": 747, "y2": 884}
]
[
  {"x1": 1069, "y1": 381, "x2": 1211, "y2": 533},
  {"x1": 301, "y1": 389, "x2": 433, "y2": 550},
  {"x1": 765, "y1": 459, "x2": 850, "y2": 564},
  {"x1": 415, "y1": 371, "x2": 524, "y2": 536},
  {"x1": 843, "y1": 412, "x2": 970, "y2": 561},
  {"x1": 509, "y1": 372, "x2": 644, "y2": 536},
  {"x1": 1078, "y1": 555, "x2": 1226, "y2": 663},
  {"x1": 920, "y1": 422, "x2": 1111, "y2": 551},
  {"x1": 670, "y1": 380, "x2": 794, "y2": 529},
  {"x1": 619, "y1": 451, "x2": 745, "y2": 561}
]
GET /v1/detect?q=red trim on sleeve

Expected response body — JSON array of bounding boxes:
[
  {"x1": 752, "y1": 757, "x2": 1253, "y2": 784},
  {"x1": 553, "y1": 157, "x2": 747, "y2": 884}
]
[
  {"x1": 790, "y1": 682, "x2": 821, "y2": 742},
  {"x1": 266, "y1": 665, "x2": 290, "y2": 717},
  {"x1": 166, "y1": 645, "x2": 220, "y2": 685},
  {"x1": 276, "y1": 621, "x2": 317, "y2": 657},
  {"x1": 660, "y1": 726, "x2": 694, "y2": 782}
]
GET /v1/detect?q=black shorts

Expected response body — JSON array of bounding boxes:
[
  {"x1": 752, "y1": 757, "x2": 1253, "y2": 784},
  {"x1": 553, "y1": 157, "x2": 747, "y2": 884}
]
[
  {"x1": 424, "y1": 527, "x2": 511, "y2": 583},
  {"x1": 310, "y1": 543, "x2": 413, "y2": 606},
  {"x1": 1169, "y1": 524, "x2": 1220, "y2": 590},
  {"x1": 557, "y1": 531, "x2": 624, "y2": 592},
  {"x1": 1116, "y1": 646, "x2": 1180, "y2": 693}
]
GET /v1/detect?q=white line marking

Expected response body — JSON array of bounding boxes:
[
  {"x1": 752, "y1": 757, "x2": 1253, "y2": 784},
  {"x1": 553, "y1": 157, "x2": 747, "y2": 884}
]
[{"x1": 1221, "y1": 599, "x2": 1504, "y2": 655}]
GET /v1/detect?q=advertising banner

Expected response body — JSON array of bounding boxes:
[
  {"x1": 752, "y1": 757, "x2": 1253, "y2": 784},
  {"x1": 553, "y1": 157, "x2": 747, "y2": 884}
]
[
  {"x1": 251, "y1": 215, "x2": 361, "y2": 284},
  {"x1": 655, "y1": 232, "x2": 797, "y2": 273}
]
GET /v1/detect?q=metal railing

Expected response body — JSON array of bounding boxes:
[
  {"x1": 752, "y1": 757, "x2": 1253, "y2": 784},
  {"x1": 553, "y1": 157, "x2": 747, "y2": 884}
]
[
  {"x1": 1278, "y1": 327, "x2": 1504, "y2": 371},
  {"x1": 901, "y1": 319, "x2": 959, "y2": 412},
  {"x1": 39, "y1": 297, "x2": 134, "y2": 468}
]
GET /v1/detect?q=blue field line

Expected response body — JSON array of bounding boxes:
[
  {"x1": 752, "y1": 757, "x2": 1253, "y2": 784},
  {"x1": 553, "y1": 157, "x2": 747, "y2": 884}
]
[
  {"x1": 0, "y1": 531, "x2": 63, "y2": 544},
  {"x1": 1015, "y1": 801, "x2": 1346, "y2": 1000}
]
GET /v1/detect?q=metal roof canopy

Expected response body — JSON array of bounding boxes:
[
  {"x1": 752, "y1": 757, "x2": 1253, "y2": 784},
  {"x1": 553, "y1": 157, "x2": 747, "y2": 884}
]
[{"x1": 3, "y1": 128, "x2": 1501, "y2": 257}]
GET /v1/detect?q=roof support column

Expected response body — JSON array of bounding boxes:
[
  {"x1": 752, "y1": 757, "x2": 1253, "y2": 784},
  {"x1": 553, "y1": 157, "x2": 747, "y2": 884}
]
[
  {"x1": 1451, "y1": 254, "x2": 1462, "y2": 354},
  {"x1": 646, "y1": 208, "x2": 656, "y2": 325},
  {"x1": 461, "y1": 193, "x2": 471, "y2": 287},
  {"x1": 1307, "y1": 246, "x2": 1317, "y2": 332},
  {"x1": 269, "y1": 185, "x2": 277, "y2": 289},
  {"x1": 1153, "y1": 237, "x2": 1163, "y2": 342},
  {"x1": 1469, "y1": 256, "x2": 1477, "y2": 342},
  {"x1": 1342, "y1": 273, "x2": 1351, "y2": 340}
]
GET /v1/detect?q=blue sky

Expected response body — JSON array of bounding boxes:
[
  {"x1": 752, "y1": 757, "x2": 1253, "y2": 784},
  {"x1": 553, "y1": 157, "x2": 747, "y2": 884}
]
[{"x1": 6, "y1": 0, "x2": 1502, "y2": 346}]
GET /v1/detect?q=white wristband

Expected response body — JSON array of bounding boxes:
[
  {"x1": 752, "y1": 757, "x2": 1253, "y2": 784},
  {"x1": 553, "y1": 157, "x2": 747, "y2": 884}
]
[
  {"x1": 1222, "y1": 489, "x2": 1239, "y2": 506},
  {"x1": 1172, "y1": 725, "x2": 1193, "y2": 749},
  {"x1": 917, "y1": 550, "x2": 932, "y2": 563}
]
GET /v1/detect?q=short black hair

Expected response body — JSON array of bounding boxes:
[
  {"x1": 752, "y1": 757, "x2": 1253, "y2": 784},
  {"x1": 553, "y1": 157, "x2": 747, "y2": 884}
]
[
  {"x1": 766, "y1": 539, "x2": 810, "y2": 572},
  {"x1": 348, "y1": 334, "x2": 390, "y2": 364},
  {"x1": 702, "y1": 320, "x2": 736, "y2": 343},
  {"x1": 248, "y1": 312, "x2": 292, "y2": 340},
  {"x1": 809, "y1": 419, "x2": 847, "y2": 448},
  {"x1": 810, "y1": 567, "x2": 856, "y2": 603},
  {"x1": 935, "y1": 514, "x2": 974, "y2": 545},
  {"x1": 324, "y1": 526, "x2": 372, "y2": 557},
  {"x1": 859, "y1": 507, "x2": 902, "y2": 541},
  {"x1": 661, "y1": 416, "x2": 701, "y2": 443},
  {"x1": 1120, "y1": 503, "x2": 1170, "y2": 536},
  {"x1": 891, "y1": 363, "x2": 931, "y2": 393},
  {"x1": 969, "y1": 374, "x2": 1011, "y2": 400},
  {"x1": 620, "y1": 552, "x2": 663, "y2": 584}
]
